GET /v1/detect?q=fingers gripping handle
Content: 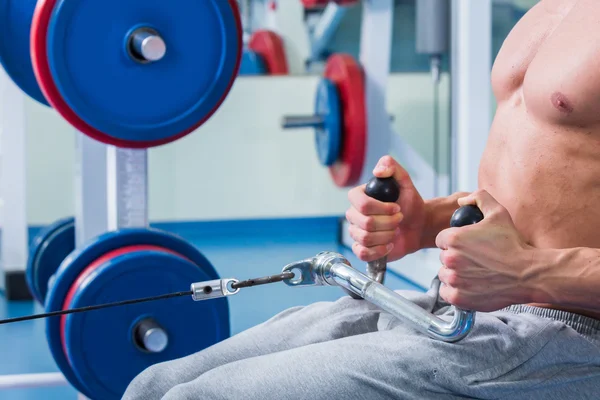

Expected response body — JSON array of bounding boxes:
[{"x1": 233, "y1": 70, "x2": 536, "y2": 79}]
[
  {"x1": 364, "y1": 176, "x2": 401, "y2": 203},
  {"x1": 364, "y1": 177, "x2": 401, "y2": 284},
  {"x1": 450, "y1": 205, "x2": 484, "y2": 228},
  {"x1": 427, "y1": 203, "x2": 485, "y2": 340},
  {"x1": 285, "y1": 205, "x2": 483, "y2": 341}
]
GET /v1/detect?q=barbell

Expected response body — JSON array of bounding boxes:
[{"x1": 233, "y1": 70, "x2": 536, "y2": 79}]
[
  {"x1": 0, "y1": 0, "x2": 243, "y2": 148},
  {"x1": 282, "y1": 53, "x2": 366, "y2": 187}
]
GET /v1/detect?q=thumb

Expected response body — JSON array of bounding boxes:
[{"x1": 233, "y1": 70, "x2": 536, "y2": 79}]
[
  {"x1": 457, "y1": 189, "x2": 503, "y2": 217},
  {"x1": 372, "y1": 156, "x2": 416, "y2": 193}
]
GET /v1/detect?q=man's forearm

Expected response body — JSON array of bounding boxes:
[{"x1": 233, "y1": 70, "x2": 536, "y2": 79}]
[
  {"x1": 526, "y1": 247, "x2": 600, "y2": 313},
  {"x1": 420, "y1": 192, "x2": 471, "y2": 249}
]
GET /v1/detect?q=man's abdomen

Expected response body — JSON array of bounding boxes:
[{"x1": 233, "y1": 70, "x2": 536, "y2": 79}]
[{"x1": 479, "y1": 103, "x2": 600, "y2": 251}]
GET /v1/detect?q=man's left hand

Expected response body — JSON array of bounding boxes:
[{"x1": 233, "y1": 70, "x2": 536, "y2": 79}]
[{"x1": 435, "y1": 190, "x2": 536, "y2": 312}]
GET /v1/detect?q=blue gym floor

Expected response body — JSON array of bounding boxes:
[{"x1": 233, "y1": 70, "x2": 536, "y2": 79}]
[{"x1": 0, "y1": 217, "x2": 424, "y2": 399}]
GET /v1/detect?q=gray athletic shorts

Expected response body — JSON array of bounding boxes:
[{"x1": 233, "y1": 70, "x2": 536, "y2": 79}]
[{"x1": 123, "y1": 278, "x2": 600, "y2": 399}]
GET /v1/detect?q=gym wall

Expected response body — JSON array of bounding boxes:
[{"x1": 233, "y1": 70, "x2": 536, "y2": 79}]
[
  {"x1": 23, "y1": 72, "x2": 451, "y2": 226},
  {"x1": 5, "y1": 0, "x2": 525, "y2": 227}
]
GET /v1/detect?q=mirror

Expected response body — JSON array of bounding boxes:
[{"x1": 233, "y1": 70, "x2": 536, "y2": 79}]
[{"x1": 236, "y1": 0, "x2": 538, "y2": 78}]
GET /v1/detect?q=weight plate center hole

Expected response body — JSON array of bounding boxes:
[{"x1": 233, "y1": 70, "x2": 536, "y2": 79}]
[
  {"x1": 126, "y1": 27, "x2": 166, "y2": 64},
  {"x1": 132, "y1": 318, "x2": 169, "y2": 353}
]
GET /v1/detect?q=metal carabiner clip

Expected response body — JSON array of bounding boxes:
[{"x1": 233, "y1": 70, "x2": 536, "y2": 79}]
[{"x1": 190, "y1": 279, "x2": 240, "y2": 301}]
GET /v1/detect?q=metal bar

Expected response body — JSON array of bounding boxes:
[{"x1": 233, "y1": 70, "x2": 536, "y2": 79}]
[
  {"x1": 0, "y1": 373, "x2": 68, "y2": 389},
  {"x1": 0, "y1": 68, "x2": 29, "y2": 288},
  {"x1": 450, "y1": 0, "x2": 492, "y2": 193},
  {"x1": 310, "y1": 3, "x2": 348, "y2": 60},
  {"x1": 416, "y1": 0, "x2": 450, "y2": 56},
  {"x1": 329, "y1": 261, "x2": 474, "y2": 342},
  {"x1": 281, "y1": 115, "x2": 324, "y2": 129},
  {"x1": 74, "y1": 134, "x2": 109, "y2": 247},
  {"x1": 282, "y1": 252, "x2": 474, "y2": 342},
  {"x1": 106, "y1": 148, "x2": 149, "y2": 231}
]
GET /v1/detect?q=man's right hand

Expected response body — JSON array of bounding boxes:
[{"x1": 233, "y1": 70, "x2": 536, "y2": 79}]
[{"x1": 346, "y1": 156, "x2": 428, "y2": 262}]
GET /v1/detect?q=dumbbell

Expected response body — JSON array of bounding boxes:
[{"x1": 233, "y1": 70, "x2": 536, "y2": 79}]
[
  {"x1": 33, "y1": 228, "x2": 230, "y2": 400},
  {"x1": 282, "y1": 53, "x2": 366, "y2": 187},
  {"x1": 281, "y1": 52, "x2": 395, "y2": 187},
  {"x1": 0, "y1": 0, "x2": 242, "y2": 148}
]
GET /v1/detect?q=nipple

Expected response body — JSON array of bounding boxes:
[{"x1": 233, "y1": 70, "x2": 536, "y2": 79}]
[{"x1": 551, "y1": 92, "x2": 574, "y2": 114}]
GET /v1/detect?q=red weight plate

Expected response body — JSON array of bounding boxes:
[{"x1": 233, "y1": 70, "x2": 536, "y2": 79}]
[
  {"x1": 324, "y1": 54, "x2": 366, "y2": 187},
  {"x1": 301, "y1": 0, "x2": 357, "y2": 7},
  {"x1": 30, "y1": 0, "x2": 243, "y2": 148},
  {"x1": 301, "y1": 0, "x2": 329, "y2": 8},
  {"x1": 59, "y1": 245, "x2": 187, "y2": 359},
  {"x1": 248, "y1": 30, "x2": 289, "y2": 75}
]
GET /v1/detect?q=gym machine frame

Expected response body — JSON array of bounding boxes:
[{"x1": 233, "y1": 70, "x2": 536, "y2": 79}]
[
  {"x1": 0, "y1": 40, "x2": 154, "y2": 400},
  {"x1": 0, "y1": 0, "x2": 493, "y2": 394}
]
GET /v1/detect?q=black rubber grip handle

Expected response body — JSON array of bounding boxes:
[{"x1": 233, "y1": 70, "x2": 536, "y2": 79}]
[
  {"x1": 364, "y1": 177, "x2": 400, "y2": 203},
  {"x1": 450, "y1": 205, "x2": 484, "y2": 227}
]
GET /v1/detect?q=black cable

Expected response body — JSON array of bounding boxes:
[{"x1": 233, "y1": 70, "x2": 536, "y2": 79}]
[
  {"x1": 230, "y1": 271, "x2": 294, "y2": 289},
  {"x1": 0, "y1": 272, "x2": 296, "y2": 326},
  {"x1": 0, "y1": 290, "x2": 193, "y2": 325}
]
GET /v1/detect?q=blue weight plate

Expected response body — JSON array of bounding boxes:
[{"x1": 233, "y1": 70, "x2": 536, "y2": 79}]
[
  {"x1": 46, "y1": 0, "x2": 242, "y2": 143},
  {"x1": 0, "y1": 0, "x2": 49, "y2": 105},
  {"x1": 314, "y1": 78, "x2": 342, "y2": 166},
  {"x1": 26, "y1": 217, "x2": 74, "y2": 304},
  {"x1": 240, "y1": 49, "x2": 267, "y2": 76},
  {"x1": 65, "y1": 250, "x2": 226, "y2": 399},
  {"x1": 45, "y1": 228, "x2": 227, "y2": 399}
]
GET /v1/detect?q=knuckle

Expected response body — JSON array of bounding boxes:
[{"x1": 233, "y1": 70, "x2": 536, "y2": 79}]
[
  {"x1": 472, "y1": 188, "x2": 486, "y2": 197},
  {"x1": 354, "y1": 229, "x2": 369, "y2": 246},
  {"x1": 439, "y1": 284, "x2": 451, "y2": 301},
  {"x1": 356, "y1": 247, "x2": 371, "y2": 260},
  {"x1": 356, "y1": 199, "x2": 371, "y2": 215},
  {"x1": 394, "y1": 212, "x2": 404, "y2": 224},
  {"x1": 444, "y1": 289, "x2": 462, "y2": 306},
  {"x1": 347, "y1": 189, "x2": 354, "y2": 202},
  {"x1": 363, "y1": 216, "x2": 377, "y2": 231},
  {"x1": 437, "y1": 266, "x2": 448, "y2": 282},
  {"x1": 348, "y1": 186, "x2": 359, "y2": 199},
  {"x1": 361, "y1": 233, "x2": 374, "y2": 247},
  {"x1": 347, "y1": 225, "x2": 358, "y2": 241},
  {"x1": 441, "y1": 251, "x2": 459, "y2": 268},
  {"x1": 345, "y1": 209, "x2": 353, "y2": 222},
  {"x1": 446, "y1": 271, "x2": 460, "y2": 287},
  {"x1": 445, "y1": 231, "x2": 461, "y2": 247},
  {"x1": 495, "y1": 207, "x2": 511, "y2": 220},
  {"x1": 348, "y1": 186, "x2": 365, "y2": 207}
]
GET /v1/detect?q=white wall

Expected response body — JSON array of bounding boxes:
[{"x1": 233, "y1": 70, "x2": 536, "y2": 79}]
[{"x1": 14, "y1": 73, "x2": 449, "y2": 225}]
